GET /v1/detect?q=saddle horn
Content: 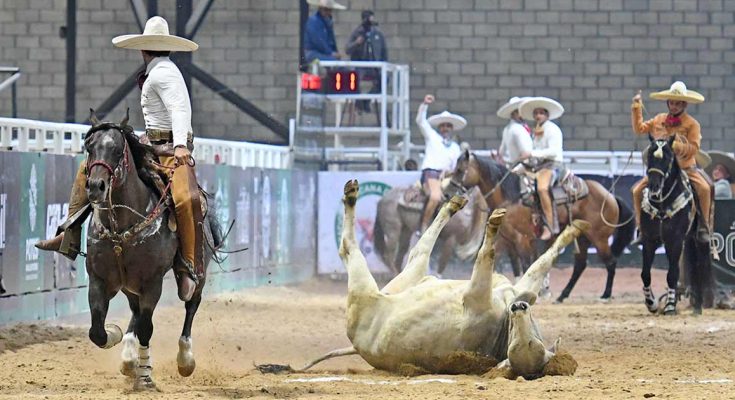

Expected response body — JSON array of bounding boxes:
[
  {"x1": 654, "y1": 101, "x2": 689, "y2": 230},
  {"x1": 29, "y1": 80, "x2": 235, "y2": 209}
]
[
  {"x1": 89, "y1": 108, "x2": 100, "y2": 126},
  {"x1": 120, "y1": 108, "x2": 130, "y2": 127}
]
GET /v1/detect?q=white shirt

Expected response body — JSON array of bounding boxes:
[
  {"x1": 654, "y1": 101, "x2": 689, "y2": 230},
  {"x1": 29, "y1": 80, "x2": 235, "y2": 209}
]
[
  {"x1": 531, "y1": 120, "x2": 564, "y2": 163},
  {"x1": 141, "y1": 57, "x2": 193, "y2": 148},
  {"x1": 416, "y1": 103, "x2": 462, "y2": 172},
  {"x1": 498, "y1": 120, "x2": 533, "y2": 163}
]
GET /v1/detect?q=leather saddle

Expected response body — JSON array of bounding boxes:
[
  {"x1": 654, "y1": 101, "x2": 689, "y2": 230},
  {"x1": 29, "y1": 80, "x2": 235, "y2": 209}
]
[{"x1": 520, "y1": 167, "x2": 589, "y2": 208}]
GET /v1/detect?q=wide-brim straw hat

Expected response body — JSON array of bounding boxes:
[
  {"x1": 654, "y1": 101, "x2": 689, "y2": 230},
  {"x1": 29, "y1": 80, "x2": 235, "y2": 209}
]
[
  {"x1": 649, "y1": 81, "x2": 704, "y2": 104},
  {"x1": 306, "y1": 0, "x2": 347, "y2": 10},
  {"x1": 496, "y1": 96, "x2": 528, "y2": 119},
  {"x1": 519, "y1": 97, "x2": 564, "y2": 121},
  {"x1": 704, "y1": 151, "x2": 735, "y2": 179},
  {"x1": 428, "y1": 111, "x2": 467, "y2": 131},
  {"x1": 112, "y1": 16, "x2": 198, "y2": 52}
]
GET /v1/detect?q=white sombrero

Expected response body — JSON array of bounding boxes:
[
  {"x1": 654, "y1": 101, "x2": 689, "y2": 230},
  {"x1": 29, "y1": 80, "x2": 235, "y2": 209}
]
[
  {"x1": 306, "y1": 0, "x2": 347, "y2": 10},
  {"x1": 112, "y1": 16, "x2": 198, "y2": 52},
  {"x1": 519, "y1": 97, "x2": 564, "y2": 121},
  {"x1": 428, "y1": 111, "x2": 467, "y2": 131},
  {"x1": 650, "y1": 81, "x2": 704, "y2": 104},
  {"x1": 496, "y1": 96, "x2": 528, "y2": 119}
]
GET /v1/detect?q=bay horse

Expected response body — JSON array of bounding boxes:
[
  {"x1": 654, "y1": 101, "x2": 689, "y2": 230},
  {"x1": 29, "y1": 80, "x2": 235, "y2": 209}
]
[
  {"x1": 83, "y1": 115, "x2": 220, "y2": 390},
  {"x1": 639, "y1": 136, "x2": 712, "y2": 315},
  {"x1": 448, "y1": 151, "x2": 635, "y2": 302}
]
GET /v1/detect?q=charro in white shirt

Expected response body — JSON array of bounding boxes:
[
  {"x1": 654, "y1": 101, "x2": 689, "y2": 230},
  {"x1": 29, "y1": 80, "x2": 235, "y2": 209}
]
[
  {"x1": 416, "y1": 103, "x2": 461, "y2": 172},
  {"x1": 141, "y1": 57, "x2": 193, "y2": 148},
  {"x1": 499, "y1": 120, "x2": 533, "y2": 164},
  {"x1": 531, "y1": 120, "x2": 564, "y2": 163}
]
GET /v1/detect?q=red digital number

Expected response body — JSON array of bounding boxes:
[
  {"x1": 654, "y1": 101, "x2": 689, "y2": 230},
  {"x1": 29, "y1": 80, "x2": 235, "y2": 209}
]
[
  {"x1": 335, "y1": 72, "x2": 342, "y2": 91},
  {"x1": 349, "y1": 72, "x2": 356, "y2": 91}
]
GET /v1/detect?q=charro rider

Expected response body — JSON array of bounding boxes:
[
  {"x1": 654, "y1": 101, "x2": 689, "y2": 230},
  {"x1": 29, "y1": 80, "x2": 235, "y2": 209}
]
[
  {"x1": 415, "y1": 94, "x2": 464, "y2": 236},
  {"x1": 496, "y1": 96, "x2": 533, "y2": 165},
  {"x1": 35, "y1": 16, "x2": 203, "y2": 302},
  {"x1": 631, "y1": 81, "x2": 712, "y2": 243},
  {"x1": 518, "y1": 96, "x2": 566, "y2": 241}
]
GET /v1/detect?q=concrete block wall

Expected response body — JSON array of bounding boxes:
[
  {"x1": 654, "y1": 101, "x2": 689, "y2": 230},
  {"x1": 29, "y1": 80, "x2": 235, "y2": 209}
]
[{"x1": 1, "y1": 0, "x2": 733, "y2": 150}]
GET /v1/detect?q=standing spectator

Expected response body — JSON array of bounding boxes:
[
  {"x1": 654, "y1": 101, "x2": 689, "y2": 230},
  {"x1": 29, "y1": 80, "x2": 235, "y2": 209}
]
[
  {"x1": 304, "y1": 0, "x2": 346, "y2": 65},
  {"x1": 345, "y1": 10, "x2": 388, "y2": 113}
]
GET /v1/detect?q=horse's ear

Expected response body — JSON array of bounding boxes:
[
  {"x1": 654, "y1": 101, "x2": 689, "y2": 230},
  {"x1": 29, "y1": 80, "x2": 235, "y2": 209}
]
[
  {"x1": 463, "y1": 149, "x2": 470, "y2": 160},
  {"x1": 89, "y1": 108, "x2": 100, "y2": 125},
  {"x1": 120, "y1": 108, "x2": 130, "y2": 126}
]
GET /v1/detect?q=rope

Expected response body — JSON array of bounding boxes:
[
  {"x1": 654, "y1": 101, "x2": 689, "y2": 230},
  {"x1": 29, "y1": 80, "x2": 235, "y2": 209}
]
[{"x1": 598, "y1": 95, "x2": 649, "y2": 228}]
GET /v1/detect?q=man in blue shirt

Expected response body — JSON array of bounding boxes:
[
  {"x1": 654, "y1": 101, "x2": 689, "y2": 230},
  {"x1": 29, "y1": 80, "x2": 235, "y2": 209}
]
[{"x1": 304, "y1": 0, "x2": 346, "y2": 64}]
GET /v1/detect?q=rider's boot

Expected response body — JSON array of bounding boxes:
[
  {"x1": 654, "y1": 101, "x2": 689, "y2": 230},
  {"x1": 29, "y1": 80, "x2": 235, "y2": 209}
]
[
  {"x1": 630, "y1": 185, "x2": 644, "y2": 246},
  {"x1": 538, "y1": 189, "x2": 555, "y2": 241},
  {"x1": 35, "y1": 162, "x2": 89, "y2": 260},
  {"x1": 161, "y1": 156, "x2": 204, "y2": 302}
]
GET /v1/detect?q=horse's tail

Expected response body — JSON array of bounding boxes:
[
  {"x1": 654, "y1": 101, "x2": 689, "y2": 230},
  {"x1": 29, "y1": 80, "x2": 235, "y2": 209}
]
[
  {"x1": 610, "y1": 196, "x2": 635, "y2": 257},
  {"x1": 373, "y1": 204, "x2": 388, "y2": 265}
]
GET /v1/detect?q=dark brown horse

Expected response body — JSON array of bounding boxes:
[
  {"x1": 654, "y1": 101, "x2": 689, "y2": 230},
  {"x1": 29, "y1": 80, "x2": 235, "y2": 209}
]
[
  {"x1": 449, "y1": 151, "x2": 635, "y2": 302},
  {"x1": 83, "y1": 117, "x2": 220, "y2": 390}
]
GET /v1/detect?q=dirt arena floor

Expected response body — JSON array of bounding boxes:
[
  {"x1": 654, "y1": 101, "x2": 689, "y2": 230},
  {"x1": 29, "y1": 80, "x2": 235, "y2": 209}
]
[{"x1": 1, "y1": 267, "x2": 734, "y2": 399}]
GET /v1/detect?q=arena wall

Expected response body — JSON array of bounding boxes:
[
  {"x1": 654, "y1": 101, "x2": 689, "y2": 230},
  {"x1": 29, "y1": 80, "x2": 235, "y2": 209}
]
[
  {"x1": 0, "y1": 151, "x2": 317, "y2": 325},
  {"x1": 1, "y1": 0, "x2": 733, "y2": 149}
]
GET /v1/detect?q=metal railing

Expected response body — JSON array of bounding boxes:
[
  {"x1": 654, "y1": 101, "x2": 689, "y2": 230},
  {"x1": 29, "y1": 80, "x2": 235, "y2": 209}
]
[
  {"x1": 0, "y1": 117, "x2": 291, "y2": 169},
  {"x1": 294, "y1": 60, "x2": 411, "y2": 171}
]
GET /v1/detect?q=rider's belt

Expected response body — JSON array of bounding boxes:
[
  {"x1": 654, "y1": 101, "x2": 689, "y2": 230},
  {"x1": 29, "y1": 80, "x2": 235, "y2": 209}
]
[{"x1": 145, "y1": 129, "x2": 193, "y2": 144}]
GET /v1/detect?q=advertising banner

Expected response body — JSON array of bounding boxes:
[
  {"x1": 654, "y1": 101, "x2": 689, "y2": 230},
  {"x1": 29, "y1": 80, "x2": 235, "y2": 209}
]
[
  {"x1": 317, "y1": 171, "x2": 420, "y2": 274},
  {"x1": 713, "y1": 199, "x2": 735, "y2": 289}
]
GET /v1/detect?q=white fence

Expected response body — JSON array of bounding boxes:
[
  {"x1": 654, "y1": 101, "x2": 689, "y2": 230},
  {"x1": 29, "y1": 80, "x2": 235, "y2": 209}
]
[
  {"x1": 0, "y1": 117, "x2": 291, "y2": 169},
  {"x1": 474, "y1": 149, "x2": 645, "y2": 176}
]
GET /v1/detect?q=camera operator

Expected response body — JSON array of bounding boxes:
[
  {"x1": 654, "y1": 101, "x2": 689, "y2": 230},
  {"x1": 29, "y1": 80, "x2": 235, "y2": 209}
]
[{"x1": 345, "y1": 10, "x2": 388, "y2": 113}]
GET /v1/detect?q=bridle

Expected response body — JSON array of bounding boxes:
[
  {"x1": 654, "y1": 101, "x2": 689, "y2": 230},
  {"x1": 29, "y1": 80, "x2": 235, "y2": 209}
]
[
  {"x1": 84, "y1": 123, "x2": 172, "y2": 262},
  {"x1": 646, "y1": 140, "x2": 677, "y2": 201},
  {"x1": 85, "y1": 123, "x2": 132, "y2": 189}
]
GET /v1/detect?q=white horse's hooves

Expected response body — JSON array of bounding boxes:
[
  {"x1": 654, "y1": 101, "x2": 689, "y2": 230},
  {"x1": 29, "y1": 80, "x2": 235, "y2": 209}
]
[
  {"x1": 177, "y1": 336, "x2": 196, "y2": 377},
  {"x1": 133, "y1": 376, "x2": 158, "y2": 391},
  {"x1": 103, "y1": 324, "x2": 123, "y2": 349}
]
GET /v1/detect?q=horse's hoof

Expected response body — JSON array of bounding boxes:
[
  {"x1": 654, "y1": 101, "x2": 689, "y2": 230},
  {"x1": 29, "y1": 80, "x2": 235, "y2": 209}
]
[
  {"x1": 692, "y1": 307, "x2": 703, "y2": 316},
  {"x1": 598, "y1": 296, "x2": 611, "y2": 304},
  {"x1": 177, "y1": 336, "x2": 196, "y2": 377},
  {"x1": 343, "y1": 180, "x2": 359, "y2": 205},
  {"x1": 121, "y1": 360, "x2": 138, "y2": 378},
  {"x1": 120, "y1": 333, "x2": 139, "y2": 377},
  {"x1": 133, "y1": 376, "x2": 158, "y2": 392},
  {"x1": 554, "y1": 297, "x2": 565, "y2": 304},
  {"x1": 447, "y1": 195, "x2": 468, "y2": 214},
  {"x1": 103, "y1": 324, "x2": 123, "y2": 349},
  {"x1": 488, "y1": 208, "x2": 507, "y2": 226}
]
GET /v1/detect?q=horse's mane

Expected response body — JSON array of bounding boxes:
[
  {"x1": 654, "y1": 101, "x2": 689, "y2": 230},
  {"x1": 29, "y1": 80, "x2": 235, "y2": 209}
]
[{"x1": 472, "y1": 155, "x2": 522, "y2": 202}]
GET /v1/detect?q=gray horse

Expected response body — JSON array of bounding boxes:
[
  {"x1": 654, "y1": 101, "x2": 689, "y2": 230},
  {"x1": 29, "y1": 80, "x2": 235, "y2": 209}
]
[
  {"x1": 83, "y1": 117, "x2": 220, "y2": 390},
  {"x1": 373, "y1": 185, "x2": 488, "y2": 276}
]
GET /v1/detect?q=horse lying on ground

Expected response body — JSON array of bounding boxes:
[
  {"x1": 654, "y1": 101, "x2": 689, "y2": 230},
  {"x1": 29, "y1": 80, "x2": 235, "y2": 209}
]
[{"x1": 280, "y1": 180, "x2": 587, "y2": 378}]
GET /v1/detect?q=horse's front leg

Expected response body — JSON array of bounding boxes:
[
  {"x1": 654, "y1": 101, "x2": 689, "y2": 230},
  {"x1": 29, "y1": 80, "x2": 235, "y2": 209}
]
[
  {"x1": 133, "y1": 278, "x2": 163, "y2": 391},
  {"x1": 120, "y1": 290, "x2": 141, "y2": 377},
  {"x1": 88, "y1": 273, "x2": 123, "y2": 349},
  {"x1": 177, "y1": 280, "x2": 205, "y2": 377}
]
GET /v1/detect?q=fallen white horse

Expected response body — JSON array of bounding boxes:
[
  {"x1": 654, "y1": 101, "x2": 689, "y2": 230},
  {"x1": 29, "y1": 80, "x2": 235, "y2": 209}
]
[{"x1": 295, "y1": 180, "x2": 587, "y2": 378}]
